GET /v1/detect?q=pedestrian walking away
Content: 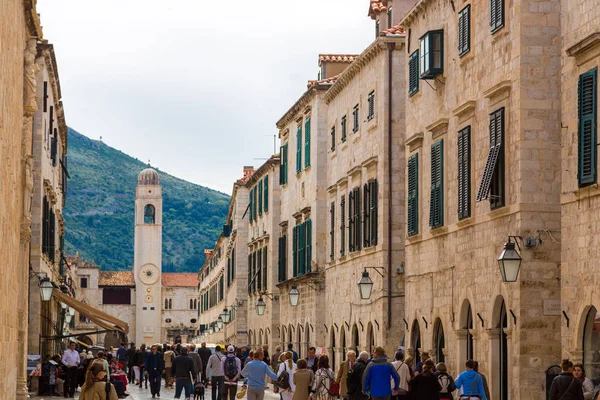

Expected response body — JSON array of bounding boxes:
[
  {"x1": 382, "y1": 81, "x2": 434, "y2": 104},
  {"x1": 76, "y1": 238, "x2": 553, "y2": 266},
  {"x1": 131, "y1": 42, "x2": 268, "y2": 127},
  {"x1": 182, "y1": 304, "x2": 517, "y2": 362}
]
[
  {"x1": 336, "y1": 350, "x2": 356, "y2": 400},
  {"x1": 188, "y1": 344, "x2": 204, "y2": 383},
  {"x1": 146, "y1": 344, "x2": 165, "y2": 398},
  {"x1": 407, "y1": 359, "x2": 441, "y2": 400},
  {"x1": 240, "y1": 349, "x2": 279, "y2": 400},
  {"x1": 287, "y1": 343, "x2": 299, "y2": 363},
  {"x1": 207, "y1": 345, "x2": 226, "y2": 400},
  {"x1": 126, "y1": 342, "x2": 136, "y2": 384},
  {"x1": 293, "y1": 359, "x2": 313, "y2": 400},
  {"x1": 272, "y1": 346, "x2": 283, "y2": 373},
  {"x1": 434, "y1": 362, "x2": 456, "y2": 399},
  {"x1": 137, "y1": 344, "x2": 149, "y2": 389},
  {"x1": 172, "y1": 347, "x2": 198, "y2": 400},
  {"x1": 61, "y1": 341, "x2": 80, "y2": 398},
  {"x1": 198, "y1": 342, "x2": 212, "y2": 385},
  {"x1": 346, "y1": 351, "x2": 369, "y2": 400},
  {"x1": 390, "y1": 351, "x2": 411, "y2": 400},
  {"x1": 79, "y1": 360, "x2": 119, "y2": 400},
  {"x1": 277, "y1": 352, "x2": 297, "y2": 400},
  {"x1": 549, "y1": 359, "x2": 584, "y2": 400},
  {"x1": 222, "y1": 345, "x2": 242, "y2": 400},
  {"x1": 455, "y1": 360, "x2": 488, "y2": 400},
  {"x1": 472, "y1": 361, "x2": 491, "y2": 400},
  {"x1": 362, "y1": 347, "x2": 399, "y2": 400},
  {"x1": 164, "y1": 345, "x2": 175, "y2": 388},
  {"x1": 312, "y1": 355, "x2": 336, "y2": 400}
]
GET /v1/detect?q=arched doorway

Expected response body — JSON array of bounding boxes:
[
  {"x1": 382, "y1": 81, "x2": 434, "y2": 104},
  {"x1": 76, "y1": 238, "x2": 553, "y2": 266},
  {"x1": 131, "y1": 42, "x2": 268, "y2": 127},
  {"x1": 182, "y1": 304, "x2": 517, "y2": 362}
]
[
  {"x1": 248, "y1": 330, "x2": 253, "y2": 347},
  {"x1": 175, "y1": 335, "x2": 182, "y2": 344},
  {"x1": 411, "y1": 320, "x2": 421, "y2": 364},
  {"x1": 366, "y1": 323, "x2": 375, "y2": 354},
  {"x1": 492, "y1": 297, "x2": 508, "y2": 400},
  {"x1": 305, "y1": 323, "x2": 311, "y2": 354},
  {"x1": 352, "y1": 324, "x2": 359, "y2": 352},
  {"x1": 330, "y1": 328, "x2": 336, "y2": 371},
  {"x1": 288, "y1": 325, "x2": 293, "y2": 348},
  {"x1": 259, "y1": 330, "x2": 263, "y2": 346},
  {"x1": 583, "y1": 307, "x2": 600, "y2": 380},
  {"x1": 77, "y1": 335, "x2": 94, "y2": 348},
  {"x1": 433, "y1": 319, "x2": 445, "y2": 363},
  {"x1": 340, "y1": 327, "x2": 347, "y2": 361},
  {"x1": 281, "y1": 326, "x2": 287, "y2": 349},
  {"x1": 460, "y1": 301, "x2": 474, "y2": 363}
]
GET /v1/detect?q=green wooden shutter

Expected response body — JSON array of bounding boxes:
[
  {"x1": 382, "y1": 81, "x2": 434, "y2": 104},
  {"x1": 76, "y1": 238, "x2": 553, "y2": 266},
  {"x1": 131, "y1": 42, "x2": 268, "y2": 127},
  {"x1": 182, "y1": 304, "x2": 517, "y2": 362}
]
[
  {"x1": 305, "y1": 219, "x2": 312, "y2": 273},
  {"x1": 257, "y1": 248, "x2": 262, "y2": 291},
  {"x1": 409, "y1": 51, "x2": 419, "y2": 96},
  {"x1": 331, "y1": 126, "x2": 336, "y2": 152},
  {"x1": 429, "y1": 140, "x2": 444, "y2": 228},
  {"x1": 305, "y1": 118, "x2": 311, "y2": 168},
  {"x1": 408, "y1": 154, "x2": 419, "y2": 236},
  {"x1": 348, "y1": 191, "x2": 355, "y2": 252},
  {"x1": 264, "y1": 176, "x2": 269, "y2": 212},
  {"x1": 341, "y1": 116, "x2": 347, "y2": 142},
  {"x1": 296, "y1": 125, "x2": 302, "y2": 173},
  {"x1": 476, "y1": 111, "x2": 503, "y2": 201},
  {"x1": 353, "y1": 105, "x2": 359, "y2": 132},
  {"x1": 263, "y1": 246, "x2": 268, "y2": 289},
  {"x1": 363, "y1": 183, "x2": 370, "y2": 248},
  {"x1": 248, "y1": 254, "x2": 252, "y2": 294},
  {"x1": 370, "y1": 180, "x2": 378, "y2": 245},
  {"x1": 340, "y1": 196, "x2": 346, "y2": 256},
  {"x1": 579, "y1": 68, "x2": 598, "y2": 186},
  {"x1": 458, "y1": 5, "x2": 470, "y2": 56},
  {"x1": 258, "y1": 180, "x2": 263, "y2": 216},
  {"x1": 283, "y1": 143, "x2": 289, "y2": 184},
  {"x1": 354, "y1": 187, "x2": 361, "y2": 250},
  {"x1": 387, "y1": 6, "x2": 393, "y2": 29},
  {"x1": 249, "y1": 188, "x2": 254, "y2": 221},
  {"x1": 490, "y1": 0, "x2": 504, "y2": 32},
  {"x1": 278, "y1": 236, "x2": 287, "y2": 282},
  {"x1": 368, "y1": 91, "x2": 375, "y2": 120},
  {"x1": 292, "y1": 227, "x2": 298, "y2": 277},
  {"x1": 458, "y1": 127, "x2": 471, "y2": 219},
  {"x1": 280, "y1": 146, "x2": 285, "y2": 184},
  {"x1": 298, "y1": 222, "x2": 305, "y2": 275},
  {"x1": 254, "y1": 186, "x2": 258, "y2": 220},
  {"x1": 330, "y1": 202, "x2": 335, "y2": 261}
]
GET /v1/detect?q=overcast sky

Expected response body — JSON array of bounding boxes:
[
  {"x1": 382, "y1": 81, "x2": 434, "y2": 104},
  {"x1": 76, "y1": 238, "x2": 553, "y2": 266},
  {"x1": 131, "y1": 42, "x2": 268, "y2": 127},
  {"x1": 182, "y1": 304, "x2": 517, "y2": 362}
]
[{"x1": 37, "y1": 0, "x2": 373, "y2": 194}]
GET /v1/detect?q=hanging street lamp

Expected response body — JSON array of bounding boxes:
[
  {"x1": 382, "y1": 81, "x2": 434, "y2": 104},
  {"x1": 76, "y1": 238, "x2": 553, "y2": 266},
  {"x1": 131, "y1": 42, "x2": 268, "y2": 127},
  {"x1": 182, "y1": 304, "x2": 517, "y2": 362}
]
[
  {"x1": 357, "y1": 270, "x2": 374, "y2": 300},
  {"x1": 498, "y1": 239, "x2": 522, "y2": 283},
  {"x1": 289, "y1": 285, "x2": 300, "y2": 307},
  {"x1": 221, "y1": 308, "x2": 231, "y2": 323},
  {"x1": 256, "y1": 297, "x2": 267, "y2": 316},
  {"x1": 39, "y1": 277, "x2": 54, "y2": 302}
]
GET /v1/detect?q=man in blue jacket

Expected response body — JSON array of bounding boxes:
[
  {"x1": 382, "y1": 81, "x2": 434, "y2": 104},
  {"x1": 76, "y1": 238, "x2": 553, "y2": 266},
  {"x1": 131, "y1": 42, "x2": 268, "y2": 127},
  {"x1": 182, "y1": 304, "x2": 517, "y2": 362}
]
[
  {"x1": 362, "y1": 346, "x2": 399, "y2": 400},
  {"x1": 146, "y1": 344, "x2": 165, "y2": 398},
  {"x1": 455, "y1": 360, "x2": 488, "y2": 400}
]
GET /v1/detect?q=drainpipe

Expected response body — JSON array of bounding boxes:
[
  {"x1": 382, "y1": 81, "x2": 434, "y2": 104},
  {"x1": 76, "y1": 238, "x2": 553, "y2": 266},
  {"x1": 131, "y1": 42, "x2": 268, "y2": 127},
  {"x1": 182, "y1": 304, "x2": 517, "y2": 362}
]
[{"x1": 387, "y1": 41, "x2": 396, "y2": 330}]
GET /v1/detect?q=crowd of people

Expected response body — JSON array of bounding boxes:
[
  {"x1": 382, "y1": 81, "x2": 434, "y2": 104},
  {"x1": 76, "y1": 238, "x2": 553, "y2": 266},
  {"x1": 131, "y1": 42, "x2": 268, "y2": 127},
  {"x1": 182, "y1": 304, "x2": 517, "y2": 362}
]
[{"x1": 43, "y1": 340, "x2": 598, "y2": 400}]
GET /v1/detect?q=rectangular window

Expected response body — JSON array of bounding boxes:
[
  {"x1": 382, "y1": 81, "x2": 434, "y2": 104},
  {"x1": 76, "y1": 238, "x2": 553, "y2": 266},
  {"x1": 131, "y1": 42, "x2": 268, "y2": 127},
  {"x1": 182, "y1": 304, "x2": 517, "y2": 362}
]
[
  {"x1": 353, "y1": 187, "x2": 361, "y2": 251},
  {"x1": 264, "y1": 176, "x2": 269, "y2": 212},
  {"x1": 280, "y1": 143, "x2": 288, "y2": 185},
  {"x1": 375, "y1": 20, "x2": 380, "y2": 37},
  {"x1": 219, "y1": 276, "x2": 224, "y2": 301},
  {"x1": 420, "y1": 30, "x2": 444, "y2": 79},
  {"x1": 490, "y1": 0, "x2": 504, "y2": 33},
  {"x1": 340, "y1": 196, "x2": 346, "y2": 256},
  {"x1": 409, "y1": 51, "x2": 420, "y2": 96},
  {"x1": 341, "y1": 116, "x2": 347, "y2": 142},
  {"x1": 263, "y1": 246, "x2": 267, "y2": 289},
  {"x1": 258, "y1": 180, "x2": 263, "y2": 216},
  {"x1": 305, "y1": 219, "x2": 312, "y2": 273},
  {"x1": 102, "y1": 288, "x2": 131, "y2": 305},
  {"x1": 278, "y1": 235, "x2": 287, "y2": 282},
  {"x1": 579, "y1": 68, "x2": 598, "y2": 186},
  {"x1": 247, "y1": 254, "x2": 252, "y2": 294},
  {"x1": 330, "y1": 202, "x2": 335, "y2": 261},
  {"x1": 408, "y1": 154, "x2": 419, "y2": 236},
  {"x1": 43, "y1": 81, "x2": 48, "y2": 112},
  {"x1": 296, "y1": 125, "x2": 302, "y2": 173},
  {"x1": 249, "y1": 188, "x2": 254, "y2": 222},
  {"x1": 298, "y1": 222, "x2": 306, "y2": 275},
  {"x1": 363, "y1": 183, "x2": 370, "y2": 248},
  {"x1": 80, "y1": 277, "x2": 88, "y2": 289},
  {"x1": 429, "y1": 140, "x2": 444, "y2": 228},
  {"x1": 353, "y1": 105, "x2": 359, "y2": 132},
  {"x1": 256, "y1": 248, "x2": 262, "y2": 292},
  {"x1": 388, "y1": 6, "x2": 393, "y2": 29},
  {"x1": 305, "y1": 117, "x2": 311, "y2": 168},
  {"x1": 457, "y1": 126, "x2": 471, "y2": 219},
  {"x1": 458, "y1": 5, "x2": 471, "y2": 56},
  {"x1": 292, "y1": 225, "x2": 298, "y2": 277},
  {"x1": 231, "y1": 248, "x2": 235, "y2": 280},
  {"x1": 476, "y1": 108, "x2": 505, "y2": 209},
  {"x1": 331, "y1": 126, "x2": 336, "y2": 152},
  {"x1": 48, "y1": 106, "x2": 54, "y2": 147},
  {"x1": 348, "y1": 191, "x2": 355, "y2": 252},
  {"x1": 368, "y1": 91, "x2": 375, "y2": 120},
  {"x1": 369, "y1": 180, "x2": 378, "y2": 246}
]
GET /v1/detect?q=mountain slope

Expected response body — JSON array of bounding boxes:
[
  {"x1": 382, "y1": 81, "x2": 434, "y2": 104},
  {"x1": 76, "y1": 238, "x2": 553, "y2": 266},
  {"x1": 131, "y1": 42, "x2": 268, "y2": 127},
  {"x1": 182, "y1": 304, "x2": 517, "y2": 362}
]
[{"x1": 64, "y1": 128, "x2": 230, "y2": 272}]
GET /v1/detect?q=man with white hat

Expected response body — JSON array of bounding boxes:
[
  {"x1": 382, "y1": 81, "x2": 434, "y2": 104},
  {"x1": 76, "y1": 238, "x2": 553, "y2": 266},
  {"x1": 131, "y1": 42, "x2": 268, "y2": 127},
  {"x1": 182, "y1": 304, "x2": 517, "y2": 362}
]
[{"x1": 221, "y1": 346, "x2": 242, "y2": 400}]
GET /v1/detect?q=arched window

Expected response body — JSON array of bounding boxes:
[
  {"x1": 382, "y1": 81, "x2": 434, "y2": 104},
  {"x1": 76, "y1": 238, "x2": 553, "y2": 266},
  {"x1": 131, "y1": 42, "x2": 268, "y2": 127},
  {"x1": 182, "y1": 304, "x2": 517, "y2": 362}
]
[
  {"x1": 498, "y1": 301, "x2": 508, "y2": 400},
  {"x1": 288, "y1": 325, "x2": 293, "y2": 347},
  {"x1": 164, "y1": 299, "x2": 168, "y2": 309},
  {"x1": 340, "y1": 328, "x2": 347, "y2": 361},
  {"x1": 411, "y1": 320, "x2": 421, "y2": 364},
  {"x1": 305, "y1": 323, "x2": 311, "y2": 353},
  {"x1": 352, "y1": 324, "x2": 360, "y2": 353},
  {"x1": 193, "y1": 299, "x2": 197, "y2": 310},
  {"x1": 330, "y1": 328, "x2": 336, "y2": 371},
  {"x1": 190, "y1": 299, "x2": 193, "y2": 310},
  {"x1": 297, "y1": 324, "x2": 303, "y2": 358},
  {"x1": 434, "y1": 319, "x2": 445, "y2": 363},
  {"x1": 168, "y1": 298, "x2": 172, "y2": 309},
  {"x1": 366, "y1": 323, "x2": 375, "y2": 355},
  {"x1": 144, "y1": 205, "x2": 155, "y2": 224},
  {"x1": 583, "y1": 307, "x2": 600, "y2": 379},
  {"x1": 465, "y1": 303, "x2": 474, "y2": 361}
]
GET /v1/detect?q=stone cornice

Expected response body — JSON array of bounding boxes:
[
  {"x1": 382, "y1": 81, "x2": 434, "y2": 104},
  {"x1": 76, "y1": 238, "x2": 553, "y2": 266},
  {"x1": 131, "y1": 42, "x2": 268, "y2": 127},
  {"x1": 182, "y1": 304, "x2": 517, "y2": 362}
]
[
  {"x1": 24, "y1": 0, "x2": 43, "y2": 38},
  {"x1": 452, "y1": 100, "x2": 477, "y2": 118},
  {"x1": 399, "y1": 0, "x2": 434, "y2": 27},
  {"x1": 276, "y1": 84, "x2": 331, "y2": 129},
  {"x1": 483, "y1": 80, "x2": 512, "y2": 101},
  {"x1": 405, "y1": 132, "x2": 424, "y2": 152},
  {"x1": 245, "y1": 156, "x2": 279, "y2": 187},
  {"x1": 566, "y1": 32, "x2": 600, "y2": 57},
  {"x1": 38, "y1": 44, "x2": 68, "y2": 150},
  {"x1": 324, "y1": 36, "x2": 404, "y2": 104}
]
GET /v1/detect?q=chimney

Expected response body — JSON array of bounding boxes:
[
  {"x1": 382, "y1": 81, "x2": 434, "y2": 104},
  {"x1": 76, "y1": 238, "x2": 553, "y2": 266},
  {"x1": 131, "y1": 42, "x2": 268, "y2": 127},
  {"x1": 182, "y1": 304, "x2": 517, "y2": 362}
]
[
  {"x1": 204, "y1": 249, "x2": 213, "y2": 256},
  {"x1": 318, "y1": 54, "x2": 359, "y2": 80},
  {"x1": 242, "y1": 166, "x2": 255, "y2": 182}
]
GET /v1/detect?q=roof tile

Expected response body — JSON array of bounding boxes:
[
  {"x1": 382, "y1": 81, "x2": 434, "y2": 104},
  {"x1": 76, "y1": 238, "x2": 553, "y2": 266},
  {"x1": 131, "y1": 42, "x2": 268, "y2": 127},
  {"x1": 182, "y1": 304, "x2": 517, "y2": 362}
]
[
  {"x1": 162, "y1": 273, "x2": 198, "y2": 287},
  {"x1": 383, "y1": 24, "x2": 406, "y2": 35},
  {"x1": 318, "y1": 54, "x2": 359, "y2": 65},
  {"x1": 307, "y1": 74, "x2": 341, "y2": 88},
  {"x1": 99, "y1": 272, "x2": 135, "y2": 287}
]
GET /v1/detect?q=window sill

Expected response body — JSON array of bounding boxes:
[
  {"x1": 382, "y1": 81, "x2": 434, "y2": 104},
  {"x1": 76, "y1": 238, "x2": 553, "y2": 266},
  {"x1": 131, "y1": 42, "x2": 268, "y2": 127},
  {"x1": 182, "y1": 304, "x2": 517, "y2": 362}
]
[
  {"x1": 456, "y1": 216, "x2": 474, "y2": 228},
  {"x1": 362, "y1": 246, "x2": 376, "y2": 254},
  {"x1": 353, "y1": 133, "x2": 361, "y2": 144},
  {"x1": 340, "y1": 142, "x2": 348, "y2": 151},
  {"x1": 430, "y1": 225, "x2": 448, "y2": 236},
  {"x1": 409, "y1": 90, "x2": 421, "y2": 99},
  {"x1": 491, "y1": 27, "x2": 509, "y2": 44},
  {"x1": 329, "y1": 151, "x2": 337, "y2": 160},
  {"x1": 487, "y1": 204, "x2": 509, "y2": 219},
  {"x1": 304, "y1": 166, "x2": 312, "y2": 173},
  {"x1": 458, "y1": 51, "x2": 474, "y2": 67},
  {"x1": 406, "y1": 233, "x2": 422, "y2": 243},
  {"x1": 367, "y1": 116, "x2": 378, "y2": 133}
]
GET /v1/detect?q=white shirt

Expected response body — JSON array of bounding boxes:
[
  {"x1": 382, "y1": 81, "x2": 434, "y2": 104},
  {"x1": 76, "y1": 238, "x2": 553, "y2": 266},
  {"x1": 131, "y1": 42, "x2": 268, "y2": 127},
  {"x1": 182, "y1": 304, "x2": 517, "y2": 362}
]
[
  {"x1": 62, "y1": 349, "x2": 80, "y2": 367},
  {"x1": 277, "y1": 361, "x2": 297, "y2": 392}
]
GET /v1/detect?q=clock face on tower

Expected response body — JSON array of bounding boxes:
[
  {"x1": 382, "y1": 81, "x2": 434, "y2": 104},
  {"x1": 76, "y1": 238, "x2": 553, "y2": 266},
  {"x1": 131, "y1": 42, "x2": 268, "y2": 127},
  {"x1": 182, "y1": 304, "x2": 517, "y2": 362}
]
[{"x1": 139, "y1": 264, "x2": 159, "y2": 285}]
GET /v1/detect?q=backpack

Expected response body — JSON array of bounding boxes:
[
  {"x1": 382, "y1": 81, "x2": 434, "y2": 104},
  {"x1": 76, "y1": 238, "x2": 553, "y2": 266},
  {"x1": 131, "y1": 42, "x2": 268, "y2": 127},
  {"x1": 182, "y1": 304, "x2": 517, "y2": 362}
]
[
  {"x1": 224, "y1": 356, "x2": 238, "y2": 380},
  {"x1": 319, "y1": 369, "x2": 339, "y2": 396},
  {"x1": 277, "y1": 363, "x2": 290, "y2": 390},
  {"x1": 438, "y1": 373, "x2": 456, "y2": 393}
]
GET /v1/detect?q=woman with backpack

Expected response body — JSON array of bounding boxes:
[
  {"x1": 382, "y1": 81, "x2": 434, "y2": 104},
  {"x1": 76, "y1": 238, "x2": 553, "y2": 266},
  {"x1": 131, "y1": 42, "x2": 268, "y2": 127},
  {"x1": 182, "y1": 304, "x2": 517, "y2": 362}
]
[
  {"x1": 312, "y1": 355, "x2": 335, "y2": 400},
  {"x1": 434, "y1": 362, "x2": 456, "y2": 399},
  {"x1": 79, "y1": 360, "x2": 119, "y2": 400},
  {"x1": 391, "y1": 351, "x2": 411, "y2": 400},
  {"x1": 277, "y1": 351, "x2": 297, "y2": 400},
  {"x1": 407, "y1": 359, "x2": 441, "y2": 399}
]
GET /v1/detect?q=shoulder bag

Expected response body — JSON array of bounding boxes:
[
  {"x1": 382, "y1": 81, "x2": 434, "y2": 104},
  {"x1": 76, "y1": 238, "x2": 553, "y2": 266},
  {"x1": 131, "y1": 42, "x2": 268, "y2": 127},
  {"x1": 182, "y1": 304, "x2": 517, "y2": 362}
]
[{"x1": 558, "y1": 377, "x2": 576, "y2": 400}]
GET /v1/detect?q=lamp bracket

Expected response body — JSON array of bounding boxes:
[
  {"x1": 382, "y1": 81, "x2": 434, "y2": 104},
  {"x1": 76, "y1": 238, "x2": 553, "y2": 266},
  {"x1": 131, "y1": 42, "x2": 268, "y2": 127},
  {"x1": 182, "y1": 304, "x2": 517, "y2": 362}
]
[
  {"x1": 260, "y1": 292, "x2": 280, "y2": 301},
  {"x1": 507, "y1": 235, "x2": 524, "y2": 251},
  {"x1": 365, "y1": 266, "x2": 386, "y2": 277}
]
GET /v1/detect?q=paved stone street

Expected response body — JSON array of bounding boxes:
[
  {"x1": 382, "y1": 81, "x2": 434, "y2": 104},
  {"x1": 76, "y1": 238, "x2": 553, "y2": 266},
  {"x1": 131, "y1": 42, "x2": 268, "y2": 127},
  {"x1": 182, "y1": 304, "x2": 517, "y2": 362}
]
[{"x1": 30, "y1": 383, "x2": 281, "y2": 400}]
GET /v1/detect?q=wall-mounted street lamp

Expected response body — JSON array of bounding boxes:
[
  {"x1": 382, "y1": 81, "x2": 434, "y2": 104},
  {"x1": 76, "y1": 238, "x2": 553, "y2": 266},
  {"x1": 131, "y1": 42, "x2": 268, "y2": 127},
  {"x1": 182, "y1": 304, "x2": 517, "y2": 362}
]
[
  {"x1": 357, "y1": 267, "x2": 385, "y2": 300},
  {"x1": 38, "y1": 273, "x2": 54, "y2": 302},
  {"x1": 216, "y1": 316, "x2": 223, "y2": 330},
  {"x1": 221, "y1": 308, "x2": 231, "y2": 324},
  {"x1": 498, "y1": 236, "x2": 523, "y2": 283},
  {"x1": 255, "y1": 292, "x2": 279, "y2": 316},
  {"x1": 208, "y1": 325, "x2": 214, "y2": 335},
  {"x1": 289, "y1": 286, "x2": 300, "y2": 307}
]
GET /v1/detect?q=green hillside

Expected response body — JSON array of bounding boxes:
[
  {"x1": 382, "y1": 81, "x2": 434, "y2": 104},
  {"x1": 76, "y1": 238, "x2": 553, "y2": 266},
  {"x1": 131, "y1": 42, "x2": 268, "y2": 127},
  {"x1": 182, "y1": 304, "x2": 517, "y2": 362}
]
[{"x1": 64, "y1": 128, "x2": 230, "y2": 272}]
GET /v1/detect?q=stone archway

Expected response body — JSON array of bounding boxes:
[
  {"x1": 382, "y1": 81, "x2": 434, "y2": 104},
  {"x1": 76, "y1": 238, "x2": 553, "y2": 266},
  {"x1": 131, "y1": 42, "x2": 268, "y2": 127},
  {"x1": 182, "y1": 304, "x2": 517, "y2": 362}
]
[{"x1": 103, "y1": 331, "x2": 126, "y2": 349}]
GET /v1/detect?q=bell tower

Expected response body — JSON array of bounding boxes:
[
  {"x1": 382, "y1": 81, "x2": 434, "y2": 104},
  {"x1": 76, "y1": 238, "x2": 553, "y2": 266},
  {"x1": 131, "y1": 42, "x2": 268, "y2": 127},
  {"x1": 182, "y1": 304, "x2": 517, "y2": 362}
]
[{"x1": 134, "y1": 168, "x2": 163, "y2": 345}]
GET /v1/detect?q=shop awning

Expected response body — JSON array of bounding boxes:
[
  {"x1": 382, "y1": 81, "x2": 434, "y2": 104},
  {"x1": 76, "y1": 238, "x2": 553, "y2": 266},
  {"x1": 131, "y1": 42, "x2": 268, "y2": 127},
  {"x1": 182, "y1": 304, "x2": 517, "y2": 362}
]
[{"x1": 52, "y1": 289, "x2": 129, "y2": 334}]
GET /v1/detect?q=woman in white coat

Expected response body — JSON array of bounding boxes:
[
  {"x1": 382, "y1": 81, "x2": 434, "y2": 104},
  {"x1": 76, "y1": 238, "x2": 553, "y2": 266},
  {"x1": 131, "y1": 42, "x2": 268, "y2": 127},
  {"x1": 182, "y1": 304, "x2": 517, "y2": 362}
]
[{"x1": 278, "y1": 351, "x2": 297, "y2": 400}]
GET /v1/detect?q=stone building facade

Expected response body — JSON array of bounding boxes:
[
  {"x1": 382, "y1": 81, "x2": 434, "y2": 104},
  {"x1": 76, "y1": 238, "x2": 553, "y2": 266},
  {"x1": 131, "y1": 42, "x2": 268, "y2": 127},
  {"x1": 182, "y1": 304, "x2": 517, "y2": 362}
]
[
  {"x1": 199, "y1": 167, "x2": 252, "y2": 346},
  {"x1": 245, "y1": 157, "x2": 281, "y2": 349},
  {"x1": 323, "y1": 32, "x2": 407, "y2": 368},
  {"x1": 400, "y1": 0, "x2": 562, "y2": 398},
  {"x1": 0, "y1": 1, "x2": 45, "y2": 398},
  {"x1": 560, "y1": 0, "x2": 600, "y2": 383}
]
